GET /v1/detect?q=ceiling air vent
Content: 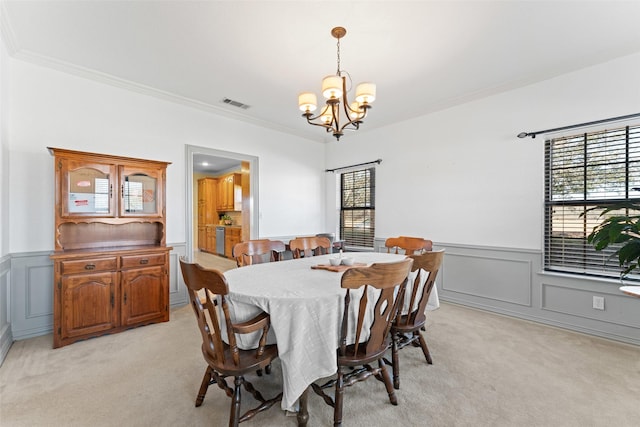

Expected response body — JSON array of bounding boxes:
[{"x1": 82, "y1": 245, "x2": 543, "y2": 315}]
[{"x1": 221, "y1": 98, "x2": 251, "y2": 109}]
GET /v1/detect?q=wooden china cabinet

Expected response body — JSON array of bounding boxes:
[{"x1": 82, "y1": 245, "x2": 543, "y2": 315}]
[{"x1": 48, "y1": 147, "x2": 172, "y2": 348}]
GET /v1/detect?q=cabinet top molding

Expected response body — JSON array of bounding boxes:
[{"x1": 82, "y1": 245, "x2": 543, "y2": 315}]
[{"x1": 48, "y1": 147, "x2": 172, "y2": 167}]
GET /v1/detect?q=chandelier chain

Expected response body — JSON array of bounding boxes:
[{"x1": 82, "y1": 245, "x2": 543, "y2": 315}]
[{"x1": 336, "y1": 38, "x2": 341, "y2": 75}]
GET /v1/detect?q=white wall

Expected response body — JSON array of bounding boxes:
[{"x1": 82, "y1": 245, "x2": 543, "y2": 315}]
[
  {"x1": 326, "y1": 52, "x2": 640, "y2": 250},
  {"x1": 0, "y1": 27, "x2": 8, "y2": 256},
  {"x1": 11, "y1": 38, "x2": 638, "y2": 255},
  {"x1": 7, "y1": 58, "x2": 326, "y2": 253},
  {"x1": 0, "y1": 31, "x2": 11, "y2": 363}
]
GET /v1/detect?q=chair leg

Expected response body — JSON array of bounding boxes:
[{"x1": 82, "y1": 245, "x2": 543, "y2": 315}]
[
  {"x1": 230, "y1": 376, "x2": 242, "y2": 427},
  {"x1": 416, "y1": 332, "x2": 433, "y2": 364},
  {"x1": 297, "y1": 387, "x2": 309, "y2": 427},
  {"x1": 195, "y1": 366, "x2": 214, "y2": 407},
  {"x1": 256, "y1": 362, "x2": 272, "y2": 376},
  {"x1": 334, "y1": 368, "x2": 345, "y2": 427},
  {"x1": 378, "y1": 359, "x2": 398, "y2": 406},
  {"x1": 391, "y1": 333, "x2": 400, "y2": 390}
]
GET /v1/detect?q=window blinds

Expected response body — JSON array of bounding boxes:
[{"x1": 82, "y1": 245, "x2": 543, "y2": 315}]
[
  {"x1": 544, "y1": 124, "x2": 640, "y2": 279},
  {"x1": 340, "y1": 167, "x2": 375, "y2": 248}
]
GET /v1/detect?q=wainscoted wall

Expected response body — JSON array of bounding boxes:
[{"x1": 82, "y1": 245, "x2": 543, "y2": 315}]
[
  {"x1": 9, "y1": 251, "x2": 53, "y2": 341},
  {"x1": 0, "y1": 255, "x2": 11, "y2": 365},
  {"x1": 5, "y1": 243, "x2": 188, "y2": 347},
  {"x1": 373, "y1": 240, "x2": 640, "y2": 346},
  {"x1": 168, "y1": 244, "x2": 188, "y2": 307},
  {"x1": 3, "y1": 240, "x2": 639, "y2": 367}
]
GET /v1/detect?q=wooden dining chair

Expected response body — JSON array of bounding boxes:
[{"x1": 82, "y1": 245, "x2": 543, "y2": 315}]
[
  {"x1": 179, "y1": 259, "x2": 282, "y2": 427},
  {"x1": 311, "y1": 258, "x2": 414, "y2": 427},
  {"x1": 232, "y1": 239, "x2": 286, "y2": 267},
  {"x1": 389, "y1": 249, "x2": 444, "y2": 389},
  {"x1": 289, "y1": 236, "x2": 332, "y2": 259},
  {"x1": 384, "y1": 236, "x2": 433, "y2": 254}
]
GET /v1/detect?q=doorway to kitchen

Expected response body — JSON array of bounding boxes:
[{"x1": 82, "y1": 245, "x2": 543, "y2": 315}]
[{"x1": 185, "y1": 144, "x2": 259, "y2": 262}]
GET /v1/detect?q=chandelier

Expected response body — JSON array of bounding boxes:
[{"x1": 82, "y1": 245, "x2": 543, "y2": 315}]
[{"x1": 298, "y1": 27, "x2": 376, "y2": 141}]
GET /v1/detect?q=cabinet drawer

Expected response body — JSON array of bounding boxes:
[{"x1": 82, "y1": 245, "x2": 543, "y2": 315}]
[
  {"x1": 61, "y1": 257, "x2": 117, "y2": 275},
  {"x1": 121, "y1": 253, "x2": 166, "y2": 269}
]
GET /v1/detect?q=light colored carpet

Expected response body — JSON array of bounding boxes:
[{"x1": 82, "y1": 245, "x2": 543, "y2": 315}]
[{"x1": 1, "y1": 255, "x2": 639, "y2": 426}]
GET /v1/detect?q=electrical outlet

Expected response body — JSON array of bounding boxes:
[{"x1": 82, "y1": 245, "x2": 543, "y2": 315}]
[{"x1": 593, "y1": 296, "x2": 605, "y2": 310}]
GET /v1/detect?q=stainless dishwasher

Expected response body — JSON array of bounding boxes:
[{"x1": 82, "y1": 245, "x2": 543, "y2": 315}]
[{"x1": 216, "y1": 226, "x2": 225, "y2": 255}]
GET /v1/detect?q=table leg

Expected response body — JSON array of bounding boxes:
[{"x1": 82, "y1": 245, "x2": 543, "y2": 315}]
[{"x1": 296, "y1": 387, "x2": 309, "y2": 426}]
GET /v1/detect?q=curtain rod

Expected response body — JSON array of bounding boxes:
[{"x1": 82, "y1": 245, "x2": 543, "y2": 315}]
[
  {"x1": 517, "y1": 112, "x2": 640, "y2": 139},
  {"x1": 325, "y1": 159, "x2": 382, "y2": 173}
]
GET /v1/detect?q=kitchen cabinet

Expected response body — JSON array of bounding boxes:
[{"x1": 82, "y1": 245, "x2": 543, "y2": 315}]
[
  {"x1": 216, "y1": 173, "x2": 242, "y2": 211},
  {"x1": 224, "y1": 227, "x2": 242, "y2": 258},
  {"x1": 198, "y1": 177, "x2": 218, "y2": 223},
  {"x1": 205, "y1": 225, "x2": 217, "y2": 254},
  {"x1": 49, "y1": 147, "x2": 171, "y2": 348},
  {"x1": 198, "y1": 177, "x2": 218, "y2": 252},
  {"x1": 198, "y1": 226, "x2": 206, "y2": 251}
]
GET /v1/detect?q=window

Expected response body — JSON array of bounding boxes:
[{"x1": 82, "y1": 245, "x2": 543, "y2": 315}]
[
  {"x1": 545, "y1": 124, "x2": 640, "y2": 279},
  {"x1": 340, "y1": 167, "x2": 375, "y2": 248}
]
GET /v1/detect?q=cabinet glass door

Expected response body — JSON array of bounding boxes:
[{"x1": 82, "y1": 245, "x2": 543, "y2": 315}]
[
  {"x1": 62, "y1": 161, "x2": 116, "y2": 217},
  {"x1": 120, "y1": 166, "x2": 163, "y2": 216}
]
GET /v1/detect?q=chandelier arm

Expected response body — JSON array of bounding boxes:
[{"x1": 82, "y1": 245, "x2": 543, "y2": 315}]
[
  {"x1": 341, "y1": 76, "x2": 354, "y2": 116},
  {"x1": 308, "y1": 121, "x2": 333, "y2": 130},
  {"x1": 303, "y1": 115, "x2": 334, "y2": 131},
  {"x1": 339, "y1": 117, "x2": 362, "y2": 133},
  {"x1": 341, "y1": 76, "x2": 369, "y2": 124},
  {"x1": 339, "y1": 105, "x2": 372, "y2": 133},
  {"x1": 301, "y1": 103, "x2": 333, "y2": 123},
  {"x1": 303, "y1": 107, "x2": 339, "y2": 132},
  {"x1": 331, "y1": 98, "x2": 340, "y2": 132}
]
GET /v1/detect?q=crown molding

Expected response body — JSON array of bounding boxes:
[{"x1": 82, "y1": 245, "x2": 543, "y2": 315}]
[{"x1": 8, "y1": 45, "x2": 325, "y2": 143}]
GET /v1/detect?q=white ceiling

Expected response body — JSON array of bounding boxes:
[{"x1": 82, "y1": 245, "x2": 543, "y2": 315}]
[
  {"x1": 2, "y1": 1, "x2": 640, "y2": 143},
  {"x1": 192, "y1": 153, "x2": 240, "y2": 174}
]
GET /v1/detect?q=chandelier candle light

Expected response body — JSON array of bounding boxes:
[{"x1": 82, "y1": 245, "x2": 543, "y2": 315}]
[{"x1": 298, "y1": 27, "x2": 376, "y2": 141}]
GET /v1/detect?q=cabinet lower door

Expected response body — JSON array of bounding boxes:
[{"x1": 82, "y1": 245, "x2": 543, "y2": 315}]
[
  {"x1": 198, "y1": 226, "x2": 206, "y2": 250},
  {"x1": 61, "y1": 272, "x2": 118, "y2": 340},
  {"x1": 121, "y1": 266, "x2": 168, "y2": 326}
]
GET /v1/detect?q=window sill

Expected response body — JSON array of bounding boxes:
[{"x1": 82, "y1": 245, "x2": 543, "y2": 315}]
[
  {"x1": 344, "y1": 246, "x2": 375, "y2": 252},
  {"x1": 538, "y1": 270, "x2": 638, "y2": 285}
]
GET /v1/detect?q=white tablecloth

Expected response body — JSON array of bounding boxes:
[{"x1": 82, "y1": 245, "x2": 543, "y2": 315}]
[{"x1": 223, "y1": 252, "x2": 439, "y2": 411}]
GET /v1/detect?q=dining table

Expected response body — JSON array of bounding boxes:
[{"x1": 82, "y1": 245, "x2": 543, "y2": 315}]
[{"x1": 222, "y1": 251, "x2": 440, "y2": 413}]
